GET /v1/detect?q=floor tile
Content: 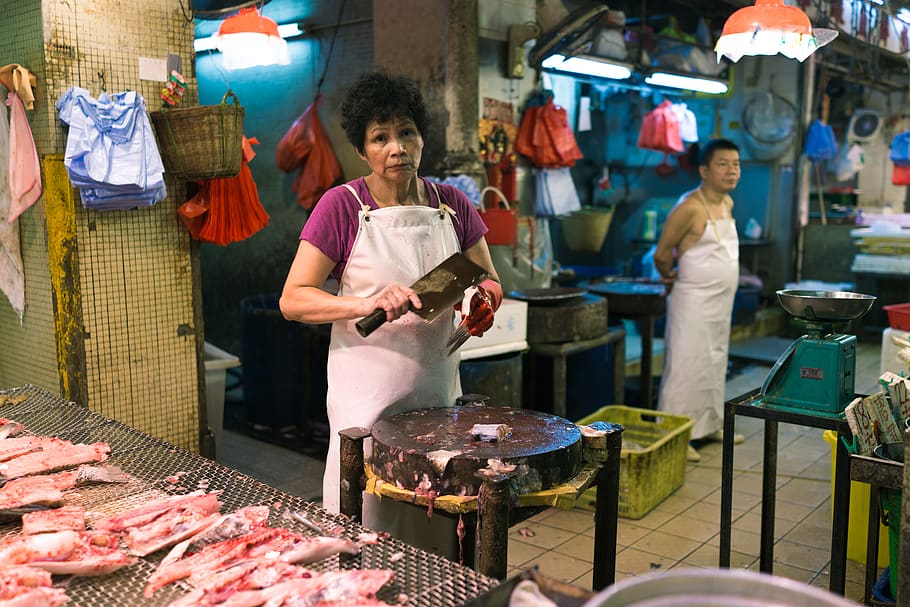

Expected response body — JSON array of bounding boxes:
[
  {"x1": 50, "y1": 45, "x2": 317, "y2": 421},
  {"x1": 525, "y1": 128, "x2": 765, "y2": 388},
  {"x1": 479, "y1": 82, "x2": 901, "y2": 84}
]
[
  {"x1": 624, "y1": 507, "x2": 674, "y2": 530},
  {"x1": 776, "y1": 477, "x2": 831, "y2": 509},
  {"x1": 772, "y1": 538, "x2": 832, "y2": 572},
  {"x1": 632, "y1": 529, "x2": 702, "y2": 561},
  {"x1": 520, "y1": 551, "x2": 593, "y2": 583},
  {"x1": 615, "y1": 546, "x2": 677, "y2": 576},
  {"x1": 553, "y1": 533, "x2": 594, "y2": 561},
  {"x1": 615, "y1": 522, "x2": 651, "y2": 547},
  {"x1": 658, "y1": 513, "x2": 719, "y2": 543},
  {"x1": 509, "y1": 522, "x2": 576, "y2": 550},
  {"x1": 507, "y1": 538, "x2": 546, "y2": 567},
  {"x1": 543, "y1": 508, "x2": 595, "y2": 534}
]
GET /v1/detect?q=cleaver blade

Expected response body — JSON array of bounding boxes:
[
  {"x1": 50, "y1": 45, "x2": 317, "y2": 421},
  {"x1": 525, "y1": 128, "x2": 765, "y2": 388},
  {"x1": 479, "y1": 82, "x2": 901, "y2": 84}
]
[{"x1": 356, "y1": 253, "x2": 489, "y2": 338}]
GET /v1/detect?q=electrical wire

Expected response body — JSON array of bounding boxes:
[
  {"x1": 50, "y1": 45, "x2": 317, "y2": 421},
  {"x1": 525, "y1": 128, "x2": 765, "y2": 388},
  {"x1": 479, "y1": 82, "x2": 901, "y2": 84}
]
[{"x1": 316, "y1": 0, "x2": 347, "y2": 94}]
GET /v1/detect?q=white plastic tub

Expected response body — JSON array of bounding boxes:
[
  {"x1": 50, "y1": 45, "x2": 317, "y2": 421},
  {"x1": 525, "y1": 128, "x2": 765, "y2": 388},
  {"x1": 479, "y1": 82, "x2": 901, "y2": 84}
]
[{"x1": 204, "y1": 342, "x2": 240, "y2": 460}]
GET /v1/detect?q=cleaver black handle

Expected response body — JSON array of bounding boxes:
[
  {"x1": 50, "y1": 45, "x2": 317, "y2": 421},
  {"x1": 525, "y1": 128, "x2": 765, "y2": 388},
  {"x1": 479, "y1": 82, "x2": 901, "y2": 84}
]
[{"x1": 356, "y1": 309, "x2": 388, "y2": 337}]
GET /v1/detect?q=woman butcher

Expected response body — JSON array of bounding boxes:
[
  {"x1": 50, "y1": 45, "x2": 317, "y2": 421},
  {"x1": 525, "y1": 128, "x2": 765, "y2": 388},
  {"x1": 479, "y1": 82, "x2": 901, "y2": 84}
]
[{"x1": 279, "y1": 71, "x2": 501, "y2": 550}]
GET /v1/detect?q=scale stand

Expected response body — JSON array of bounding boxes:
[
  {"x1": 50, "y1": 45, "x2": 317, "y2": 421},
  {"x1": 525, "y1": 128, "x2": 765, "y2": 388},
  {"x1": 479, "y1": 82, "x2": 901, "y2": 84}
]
[{"x1": 759, "y1": 290, "x2": 875, "y2": 416}]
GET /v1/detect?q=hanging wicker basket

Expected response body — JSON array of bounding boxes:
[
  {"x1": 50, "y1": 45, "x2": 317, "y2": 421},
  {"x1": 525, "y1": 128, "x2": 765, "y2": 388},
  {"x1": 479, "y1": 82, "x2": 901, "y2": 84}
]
[{"x1": 150, "y1": 90, "x2": 245, "y2": 180}]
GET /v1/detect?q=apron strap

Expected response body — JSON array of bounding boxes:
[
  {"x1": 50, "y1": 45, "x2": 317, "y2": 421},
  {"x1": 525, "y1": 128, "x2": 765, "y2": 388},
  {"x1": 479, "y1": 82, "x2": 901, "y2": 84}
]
[
  {"x1": 342, "y1": 183, "x2": 371, "y2": 215},
  {"x1": 428, "y1": 181, "x2": 459, "y2": 223},
  {"x1": 695, "y1": 187, "x2": 720, "y2": 241}
]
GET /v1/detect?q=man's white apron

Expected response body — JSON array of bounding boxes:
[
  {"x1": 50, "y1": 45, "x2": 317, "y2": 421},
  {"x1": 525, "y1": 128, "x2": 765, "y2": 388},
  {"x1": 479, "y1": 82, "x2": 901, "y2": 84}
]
[{"x1": 657, "y1": 213, "x2": 739, "y2": 440}]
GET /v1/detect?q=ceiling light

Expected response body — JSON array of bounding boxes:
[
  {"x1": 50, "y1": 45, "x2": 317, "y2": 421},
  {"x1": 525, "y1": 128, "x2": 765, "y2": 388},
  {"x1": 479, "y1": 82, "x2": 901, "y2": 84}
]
[
  {"x1": 898, "y1": 8, "x2": 910, "y2": 25},
  {"x1": 541, "y1": 53, "x2": 633, "y2": 81},
  {"x1": 715, "y1": 0, "x2": 838, "y2": 63},
  {"x1": 211, "y1": 7, "x2": 290, "y2": 70},
  {"x1": 644, "y1": 71, "x2": 729, "y2": 95}
]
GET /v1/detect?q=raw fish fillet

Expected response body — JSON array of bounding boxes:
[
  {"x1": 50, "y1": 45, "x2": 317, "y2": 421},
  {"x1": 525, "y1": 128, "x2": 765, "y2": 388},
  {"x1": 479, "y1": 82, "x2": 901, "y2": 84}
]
[
  {"x1": 0, "y1": 419, "x2": 25, "y2": 439},
  {"x1": 0, "y1": 565, "x2": 69, "y2": 607},
  {"x1": 159, "y1": 505, "x2": 270, "y2": 566},
  {"x1": 0, "y1": 442, "x2": 109, "y2": 480},
  {"x1": 146, "y1": 527, "x2": 360, "y2": 597},
  {"x1": 93, "y1": 490, "x2": 220, "y2": 532},
  {"x1": 21, "y1": 505, "x2": 85, "y2": 535},
  {"x1": 167, "y1": 563, "x2": 392, "y2": 607},
  {"x1": 0, "y1": 436, "x2": 50, "y2": 462},
  {"x1": 0, "y1": 470, "x2": 80, "y2": 509},
  {"x1": 0, "y1": 529, "x2": 136, "y2": 575}
]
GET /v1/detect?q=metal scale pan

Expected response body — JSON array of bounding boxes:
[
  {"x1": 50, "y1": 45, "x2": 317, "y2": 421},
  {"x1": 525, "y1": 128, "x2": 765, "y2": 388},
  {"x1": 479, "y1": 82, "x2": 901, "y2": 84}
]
[{"x1": 760, "y1": 290, "x2": 876, "y2": 415}]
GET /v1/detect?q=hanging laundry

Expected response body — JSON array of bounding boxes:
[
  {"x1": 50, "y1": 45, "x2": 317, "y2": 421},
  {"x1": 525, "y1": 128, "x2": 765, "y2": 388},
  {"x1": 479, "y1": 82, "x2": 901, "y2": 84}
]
[
  {"x1": 0, "y1": 64, "x2": 36, "y2": 110},
  {"x1": 275, "y1": 93, "x2": 342, "y2": 210},
  {"x1": 0, "y1": 94, "x2": 24, "y2": 322},
  {"x1": 56, "y1": 87, "x2": 166, "y2": 211},
  {"x1": 669, "y1": 103, "x2": 698, "y2": 143},
  {"x1": 179, "y1": 135, "x2": 269, "y2": 246},
  {"x1": 637, "y1": 100, "x2": 685, "y2": 154},
  {"x1": 6, "y1": 92, "x2": 41, "y2": 222}
]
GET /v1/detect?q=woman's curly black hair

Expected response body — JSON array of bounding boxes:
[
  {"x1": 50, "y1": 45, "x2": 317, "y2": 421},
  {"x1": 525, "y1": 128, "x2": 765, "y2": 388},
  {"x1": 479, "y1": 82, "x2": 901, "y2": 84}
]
[{"x1": 340, "y1": 71, "x2": 430, "y2": 154}]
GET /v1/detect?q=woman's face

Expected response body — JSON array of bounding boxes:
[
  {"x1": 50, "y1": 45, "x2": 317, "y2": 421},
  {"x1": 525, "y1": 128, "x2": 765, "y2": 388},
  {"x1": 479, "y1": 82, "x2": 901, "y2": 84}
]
[{"x1": 359, "y1": 116, "x2": 423, "y2": 181}]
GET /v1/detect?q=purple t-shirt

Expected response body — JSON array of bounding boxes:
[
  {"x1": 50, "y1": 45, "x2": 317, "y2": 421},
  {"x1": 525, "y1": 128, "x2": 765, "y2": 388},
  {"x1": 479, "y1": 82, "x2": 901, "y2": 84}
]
[{"x1": 299, "y1": 177, "x2": 488, "y2": 282}]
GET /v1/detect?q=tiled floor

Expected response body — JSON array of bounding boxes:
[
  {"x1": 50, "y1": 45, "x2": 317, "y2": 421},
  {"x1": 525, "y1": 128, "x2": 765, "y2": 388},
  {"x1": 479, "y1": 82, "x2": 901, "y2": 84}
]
[{"x1": 219, "y1": 339, "x2": 886, "y2": 604}]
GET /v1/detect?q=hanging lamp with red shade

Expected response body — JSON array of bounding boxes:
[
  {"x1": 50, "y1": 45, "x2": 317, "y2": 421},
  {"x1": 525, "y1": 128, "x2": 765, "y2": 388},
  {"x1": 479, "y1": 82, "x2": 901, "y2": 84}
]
[
  {"x1": 715, "y1": 0, "x2": 838, "y2": 63},
  {"x1": 215, "y1": 7, "x2": 290, "y2": 70}
]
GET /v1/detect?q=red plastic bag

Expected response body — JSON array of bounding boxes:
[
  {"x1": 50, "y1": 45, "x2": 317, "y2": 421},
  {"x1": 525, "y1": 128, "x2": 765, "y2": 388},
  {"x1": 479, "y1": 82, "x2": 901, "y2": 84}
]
[
  {"x1": 638, "y1": 100, "x2": 684, "y2": 154},
  {"x1": 276, "y1": 94, "x2": 342, "y2": 209},
  {"x1": 515, "y1": 97, "x2": 583, "y2": 168},
  {"x1": 177, "y1": 187, "x2": 210, "y2": 240},
  {"x1": 893, "y1": 164, "x2": 910, "y2": 185},
  {"x1": 181, "y1": 136, "x2": 270, "y2": 246}
]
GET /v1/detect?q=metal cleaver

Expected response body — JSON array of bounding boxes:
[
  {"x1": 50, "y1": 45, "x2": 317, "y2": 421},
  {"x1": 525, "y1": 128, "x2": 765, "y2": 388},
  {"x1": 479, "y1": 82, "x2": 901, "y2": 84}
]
[{"x1": 356, "y1": 253, "x2": 489, "y2": 337}]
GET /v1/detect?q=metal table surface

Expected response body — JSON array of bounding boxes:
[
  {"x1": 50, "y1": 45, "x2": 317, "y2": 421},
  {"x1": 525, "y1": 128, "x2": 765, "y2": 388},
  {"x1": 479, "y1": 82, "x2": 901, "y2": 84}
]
[
  {"x1": 0, "y1": 385, "x2": 498, "y2": 607},
  {"x1": 718, "y1": 388, "x2": 853, "y2": 596}
]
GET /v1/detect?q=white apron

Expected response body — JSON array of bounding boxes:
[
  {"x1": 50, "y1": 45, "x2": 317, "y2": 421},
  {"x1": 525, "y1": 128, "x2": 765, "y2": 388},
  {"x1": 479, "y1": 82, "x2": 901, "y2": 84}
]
[
  {"x1": 657, "y1": 204, "x2": 738, "y2": 440},
  {"x1": 322, "y1": 182, "x2": 461, "y2": 517}
]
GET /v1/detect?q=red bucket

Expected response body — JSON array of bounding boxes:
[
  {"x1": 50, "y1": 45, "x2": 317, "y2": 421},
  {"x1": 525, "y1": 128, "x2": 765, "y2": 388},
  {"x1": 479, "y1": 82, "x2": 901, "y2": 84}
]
[{"x1": 479, "y1": 186, "x2": 518, "y2": 246}]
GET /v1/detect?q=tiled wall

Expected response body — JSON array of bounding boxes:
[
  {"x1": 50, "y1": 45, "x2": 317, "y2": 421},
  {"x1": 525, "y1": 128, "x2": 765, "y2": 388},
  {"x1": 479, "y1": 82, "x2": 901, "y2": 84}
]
[{"x1": 1, "y1": 0, "x2": 204, "y2": 453}]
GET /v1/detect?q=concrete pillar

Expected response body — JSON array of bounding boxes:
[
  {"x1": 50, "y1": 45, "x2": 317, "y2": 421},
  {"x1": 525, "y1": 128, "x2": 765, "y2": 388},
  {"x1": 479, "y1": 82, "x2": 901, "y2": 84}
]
[{"x1": 373, "y1": 0, "x2": 482, "y2": 178}]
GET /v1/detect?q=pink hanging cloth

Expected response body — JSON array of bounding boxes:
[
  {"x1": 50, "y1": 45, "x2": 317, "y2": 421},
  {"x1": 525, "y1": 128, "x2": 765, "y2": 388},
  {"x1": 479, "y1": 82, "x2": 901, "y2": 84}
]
[{"x1": 6, "y1": 91, "x2": 41, "y2": 223}]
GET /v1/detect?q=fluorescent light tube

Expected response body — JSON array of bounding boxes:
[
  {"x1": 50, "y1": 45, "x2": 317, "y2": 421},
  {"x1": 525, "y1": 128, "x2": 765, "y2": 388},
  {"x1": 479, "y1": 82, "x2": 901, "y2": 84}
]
[
  {"x1": 645, "y1": 71, "x2": 729, "y2": 95},
  {"x1": 541, "y1": 53, "x2": 632, "y2": 80}
]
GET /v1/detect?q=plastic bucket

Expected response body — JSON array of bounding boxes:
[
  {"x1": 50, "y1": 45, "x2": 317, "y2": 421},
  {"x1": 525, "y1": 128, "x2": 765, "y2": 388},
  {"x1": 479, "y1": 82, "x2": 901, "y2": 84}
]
[
  {"x1": 822, "y1": 430, "x2": 889, "y2": 567},
  {"x1": 561, "y1": 207, "x2": 614, "y2": 252}
]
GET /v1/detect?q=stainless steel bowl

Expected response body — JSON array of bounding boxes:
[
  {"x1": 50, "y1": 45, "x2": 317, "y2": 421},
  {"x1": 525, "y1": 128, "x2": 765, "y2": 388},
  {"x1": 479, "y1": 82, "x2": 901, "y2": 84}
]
[
  {"x1": 582, "y1": 568, "x2": 860, "y2": 607},
  {"x1": 776, "y1": 290, "x2": 876, "y2": 322}
]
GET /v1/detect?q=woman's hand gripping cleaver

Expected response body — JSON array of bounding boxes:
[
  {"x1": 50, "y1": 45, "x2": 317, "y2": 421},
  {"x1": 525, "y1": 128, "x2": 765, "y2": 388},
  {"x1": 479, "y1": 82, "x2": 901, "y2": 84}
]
[{"x1": 355, "y1": 253, "x2": 489, "y2": 337}]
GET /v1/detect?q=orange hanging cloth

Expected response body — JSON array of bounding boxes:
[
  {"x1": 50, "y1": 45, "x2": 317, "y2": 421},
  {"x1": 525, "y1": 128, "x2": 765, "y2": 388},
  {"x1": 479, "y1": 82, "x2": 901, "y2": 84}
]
[
  {"x1": 276, "y1": 94, "x2": 342, "y2": 209},
  {"x1": 181, "y1": 136, "x2": 269, "y2": 246}
]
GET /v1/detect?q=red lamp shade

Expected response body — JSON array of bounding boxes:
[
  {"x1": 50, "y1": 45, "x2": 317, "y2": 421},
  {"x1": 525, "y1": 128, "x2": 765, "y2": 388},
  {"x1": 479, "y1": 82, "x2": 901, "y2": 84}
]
[
  {"x1": 715, "y1": 0, "x2": 838, "y2": 63},
  {"x1": 217, "y1": 7, "x2": 280, "y2": 37},
  {"x1": 215, "y1": 7, "x2": 289, "y2": 70}
]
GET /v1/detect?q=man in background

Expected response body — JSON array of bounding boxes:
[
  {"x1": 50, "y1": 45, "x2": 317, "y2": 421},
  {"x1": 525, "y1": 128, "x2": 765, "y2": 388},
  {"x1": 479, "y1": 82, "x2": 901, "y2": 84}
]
[{"x1": 654, "y1": 138, "x2": 744, "y2": 462}]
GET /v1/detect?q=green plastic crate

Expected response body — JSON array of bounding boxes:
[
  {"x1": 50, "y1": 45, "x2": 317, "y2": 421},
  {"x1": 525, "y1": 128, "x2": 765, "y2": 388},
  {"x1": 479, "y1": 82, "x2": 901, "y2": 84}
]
[{"x1": 576, "y1": 405, "x2": 693, "y2": 519}]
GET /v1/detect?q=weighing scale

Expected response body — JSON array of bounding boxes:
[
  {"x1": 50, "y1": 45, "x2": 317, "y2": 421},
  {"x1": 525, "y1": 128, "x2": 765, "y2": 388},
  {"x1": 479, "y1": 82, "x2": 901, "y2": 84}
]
[{"x1": 760, "y1": 290, "x2": 876, "y2": 415}]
